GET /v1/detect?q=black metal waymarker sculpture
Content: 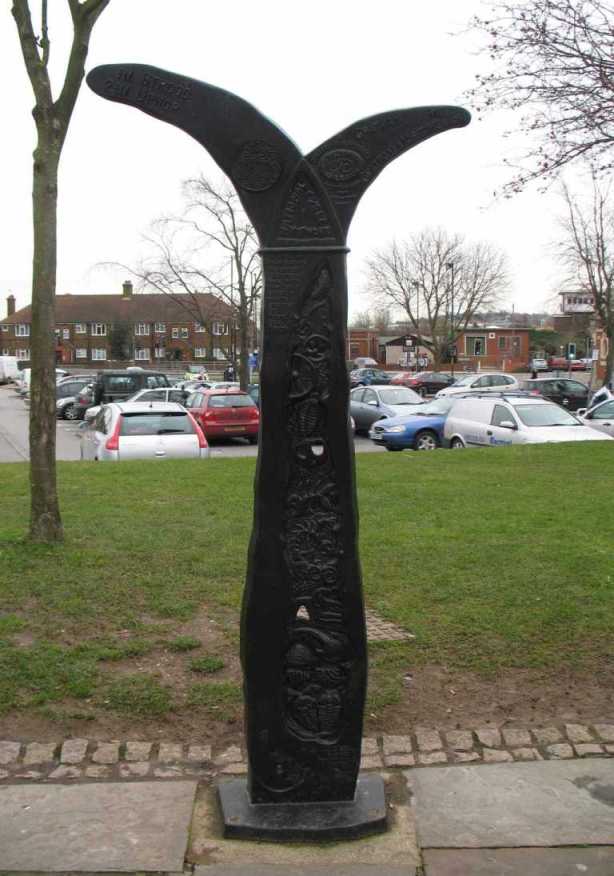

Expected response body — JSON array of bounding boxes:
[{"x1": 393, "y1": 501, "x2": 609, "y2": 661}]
[{"x1": 87, "y1": 65, "x2": 469, "y2": 840}]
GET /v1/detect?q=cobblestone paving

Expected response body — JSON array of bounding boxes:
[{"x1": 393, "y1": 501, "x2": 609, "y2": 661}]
[
  {"x1": 365, "y1": 609, "x2": 415, "y2": 641},
  {"x1": 1, "y1": 722, "x2": 612, "y2": 782}
]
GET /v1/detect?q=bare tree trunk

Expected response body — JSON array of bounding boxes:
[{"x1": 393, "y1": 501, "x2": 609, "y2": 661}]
[
  {"x1": 29, "y1": 136, "x2": 63, "y2": 542},
  {"x1": 239, "y1": 311, "x2": 249, "y2": 390},
  {"x1": 606, "y1": 322, "x2": 614, "y2": 386}
]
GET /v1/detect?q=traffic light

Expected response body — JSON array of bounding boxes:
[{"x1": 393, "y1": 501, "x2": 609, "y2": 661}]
[{"x1": 567, "y1": 342, "x2": 576, "y2": 359}]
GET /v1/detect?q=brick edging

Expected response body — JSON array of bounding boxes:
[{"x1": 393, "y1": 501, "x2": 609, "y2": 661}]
[{"x1": 1, "y1": 722, "x2": 613, "y2": 782}]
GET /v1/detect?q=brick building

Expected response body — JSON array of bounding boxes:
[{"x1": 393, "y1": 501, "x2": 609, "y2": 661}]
[
  {"x1": 0, "y1": 282, "x2": 248, "y2": 365},
  {"x1": 455, "y1": 327, "x2": 530, "y2": 372}
]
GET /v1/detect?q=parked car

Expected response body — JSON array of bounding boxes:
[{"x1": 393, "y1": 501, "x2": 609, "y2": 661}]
[
  {"x1": 519, "y1": 377, "x2": 589, "y2": 411},
  {"x1": 390, "y1": 370, "x2": 455, "y2": 397},
  {"x1": 0, "y1": 356, "x2": 19, "y2": 384},
  {"x1": 349, "y1": 367, "x2": 394, "y2": 387},
  {"x1": 75, "y1": 368, "x2": 171, "y2": 419},
  {"x1": 444, "y1": 394, "x2": 612, "y2": 448},
  {"x1": 368, "y1": 396, "x2": 459, "y2": 451},
  {"x1": 80, "y1": 402, "x2": 209, "y2": 461},
  {"x1": 436, "y1": 372, "x2": 520, "y2": 398},
  {"x1": 56, "y1": 377, "x2": 96, "y2": 420},
  {"x1": 349, "y1": 357, "x2": 378, "y2": 369},
  {"x1": 577, "y1": 398, "x2": 614, "y2": 438},
  {"x1": 350, "y1": 385, "x2": 424, "y2": 434},
  {"x1": 184, "y1": 389, "x2": 259, "y2": 442},
  {"x1": 528, "y1": 357, "x2": 549, "y2": 372},
  {"x1": 548, "y1": 356, "x2": 587, "y2": 371}
]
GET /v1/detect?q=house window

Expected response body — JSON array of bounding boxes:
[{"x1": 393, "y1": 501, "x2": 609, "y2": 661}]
[
  {"x1": 194, "y1": 347, "x2": 207, "y2": 358},
  {"x1": 75, "y1": 323, "x2": 87, "y2": 334},
  {"x1": 213, "y1": 347, "x2": 226, "y2": 360},
  {"x1": 154, "y1": 323, "x2": 166, "y2": 333},
  {"x1": 154, "y1": 346, "x2": 165, "y2": 358},
  {"x1": 135, "y1": 348, "x2": 150, "y2": 360},
  {"x1": 16, "y1": 324, "x2": 30, "y2": 337},
  {"x1": 180, "y1": 327, "x2": 189, "y2": 338},
  {"x1": 62, "y1": 328, "x2": 70, "y2": 340},
  {"x1": 16, "y1": 348, "x2": 30, "y2": 359},
  {"x1": 497, "y1": 336, "x2": 508, "y2": 350},
  {"x1": 212, "y1": 321, "x2": 226, "y2": 336},
  {"x1": 172, "y1": 327, "x2": 179, "y2": 338},
  {"x1": 135, "y1": 323, "x2": 150, "y2": 336},
  {"x1": 194, "y1": 323, "x2": 206, "y2": 333},
  {"x1": 465, "y1": 336, "x2": 486, "y2": 356},
  {"x1": 2, "y1": 348, "x2": 10, "y2": 356},
  {"x1": 92, "y1": 323, "x2": 106, "y2": 336},
  {"x1": 92, "y1": 348, "x2": 107, "y2": 360},
  {"x1": 1, "y1": 325, "x2": 8, "y2": 333},
  {"x1": 76, "y1": 348, "x2": 87, "y2": 359}
]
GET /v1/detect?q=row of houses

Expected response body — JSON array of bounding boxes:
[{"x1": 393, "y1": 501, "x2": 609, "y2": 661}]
[{"x1": 0, "y1": 283, "x2": 244, "y2": 365}]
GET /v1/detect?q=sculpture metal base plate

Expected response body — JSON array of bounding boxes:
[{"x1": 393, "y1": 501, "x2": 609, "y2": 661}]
[{"x1": 218, "y1": 773, "x2": 388, "y2": 841}]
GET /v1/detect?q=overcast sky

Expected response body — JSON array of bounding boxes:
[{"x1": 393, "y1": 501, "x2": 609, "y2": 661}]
[{"x1": 2, "y1": 0, "x2": 574, "y2": 319}]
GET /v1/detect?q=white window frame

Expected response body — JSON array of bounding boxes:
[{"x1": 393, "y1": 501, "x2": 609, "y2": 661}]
[
  {"x1": 135, "y1": 348, "x2": 150, "y2": 360},
  {"x1": 16, "y1": 324, "x2": 30, "y2": 337},
  {"x1": 194, "y1": 323, "x2": 206, "y2": 333},
  {"x1": 154, "y1": 346, "x2": 166, "y2": 359},
  {"x1": 76, "y1": 348, "x2": 87, "y2": 359},
  {"x1": 465, "y1": 335, "x2": 487, "y2": 357},
  {"x1": 75, "y1": 323, "x2": 87, "y2": 334},
  {"x1": 134, "y1": 323, "x2": 150, "y2": 336},
  {"x1": 16, "y1": 348, "x2": 30, "y2": 360},
  {"x1": 171, "y1": 327, "x2": 179, "y2": 339},
  {"x1": 62, "y1": 328, "x2": 70, "y2": 340},
  {"x1": 154, "y1": 323, "x2": 166, "y2": 334},
  {"x1": 92, "y1": 323, "x2": 107, "y2": 336},
  {"x1": 2, "y1": 348, "x2": 10, "y2": 356},
  {"x1": 180, "y1": 327, "x2": 189, "y2": 339},
  {"x1": 92, "y1": 348, "x2": 107, "y2": 360},
  {"x1": 194, "y1": 347, "x2": 207, "y2": 358},
  {"x1": 1, "y1": 325, "x2": 9, "y2": 333},
  {"x1": 212, "y1": 321, "x2": 226, "y2": 336}
]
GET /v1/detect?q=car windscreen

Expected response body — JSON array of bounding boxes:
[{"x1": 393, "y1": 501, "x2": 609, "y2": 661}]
[
  {"x1": 208, "y1": 395, "x2": 256, "y2": 408},
  {"x1": 378, "y1": 388, "x2": 422, "y2": 405},
  {"x1": 119, "y1": 412, "x2": 195, "y2": 435},
  {"x1": 450, "y1": 374, "x2": 475, "y2": 386},
  {"x1": 513, "y1": 404, "x2": 580, "y2": 427}
]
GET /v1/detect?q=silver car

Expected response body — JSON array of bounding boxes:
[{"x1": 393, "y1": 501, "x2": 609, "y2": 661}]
[
  {"x1": 80, "y1": 402, "x2": 209, "y2": 461},
  {"x1": 444, "y1": 395, "x2": 613, "y2": 448},
  {"x1": 436, "y1": 372, "x2": 519, "y2": 398},
  {"x1": 577, "y1": 398, "x2": 614, "y2": 438}
]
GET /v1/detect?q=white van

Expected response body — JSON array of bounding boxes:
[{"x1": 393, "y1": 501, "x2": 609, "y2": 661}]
[{"x1": 0, "y1": 356, "x2": 19, "y2": 384}]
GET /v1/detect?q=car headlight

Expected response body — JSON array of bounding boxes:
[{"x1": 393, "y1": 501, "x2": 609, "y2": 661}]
[{"x1": 385, "y1": 425, "x2": 406, "y2": 433}]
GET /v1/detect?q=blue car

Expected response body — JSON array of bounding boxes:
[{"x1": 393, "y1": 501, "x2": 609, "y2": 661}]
[{"x1": 368, "y1": 397, "x2": 457, "y2": 451}]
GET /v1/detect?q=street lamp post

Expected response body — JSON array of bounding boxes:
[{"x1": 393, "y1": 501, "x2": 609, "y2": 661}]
[{"x1": 446, "y1": 260, "x2": 456, "y2": 377}]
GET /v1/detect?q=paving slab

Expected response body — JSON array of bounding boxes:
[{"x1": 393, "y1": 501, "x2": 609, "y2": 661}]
[
  {"x1": 196, "y1": 867, "x2": 414, "y2": 875},
  {"x1": 412, "y1": 758, "x2": 614, "y2": 848},
  {"x1": 423, "y1": 847, "x2": 614, "y2": 875},
  {"x1": 0, "y1": 780, "x2": 197, "y2": 872}
]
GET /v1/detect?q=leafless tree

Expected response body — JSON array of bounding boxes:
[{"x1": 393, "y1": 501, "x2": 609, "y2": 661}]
[
  {"x1": 12, "y1": 0, "x2": 111, "y2": 542},
  {"x1": 365, "y1": 228, "x2": 508, "y2": 368},
  {"x1": 125, "y1": 176, "x2": 262, "y2": 389},
  {"x1": 349, "y1": 306, "x2": 393, "y2": 334},
  {"x1": 466, "y1": 0, "x2": 614, "y2": 195},
  {"x1": 558, "y1": 171, "x2": 614, "y2": 382}
]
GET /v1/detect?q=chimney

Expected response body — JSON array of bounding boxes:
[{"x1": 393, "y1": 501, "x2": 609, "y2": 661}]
[
  {"x1": 122, "y1": 280, "x2": 133, "y2": 298},
  {"x1": 7, "y1": 294, "x2": 15, "y2": 317}
]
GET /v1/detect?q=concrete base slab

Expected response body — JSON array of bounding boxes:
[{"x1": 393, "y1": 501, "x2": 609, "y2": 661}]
[
  {"x1": 0, "y1": 780, "x2": 197, "y2": 872},
  {"x1": 189, "y1": 774, "x2": 418, "y2": 872},
  {"x1": 423, "y1": 847, "x2": 614, "y2": 876},
  {"x1": 412, "y1": 758, "x2": 614, "y2": 848}
]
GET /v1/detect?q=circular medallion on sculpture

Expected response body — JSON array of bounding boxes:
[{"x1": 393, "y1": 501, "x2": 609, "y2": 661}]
[
  {"x1": 318, "y1": 148, "x2": 364, "y2": 183},
  {"x1": 233, "y1": 140, "x2": 282, "y2": 192}
]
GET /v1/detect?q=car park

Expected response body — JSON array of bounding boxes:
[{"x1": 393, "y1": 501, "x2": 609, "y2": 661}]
[
  {"x1": 368, "y1": 396, "x2": 458, "y2": 451},
  {"x1": 519, "y1": 377, "x2": 589, "y2": 411},
  {"x1": 436, "y1": 372, "x2": 519, "y2": 397},
  {"x1": 349, "y1": 385, "x2": 424, "y2": 434},
  {"x1": 444, "y1": 394, "x2": 612, "y2": 448},
  {"x1": 184, "y1": 389, "x2": 260, "y2": 442},
  {"x1": 390, "y1": 370, "x2": 455, "y2": 397},
  {"x1": 349, "y1": 367, "x2": 394, "y2": 387},
  {"x1": 80, "y1": 401, "x2": 209, "y2": 461},
  {"x1": 577, "y1": 398, "x2": 614, "y2": 438}
]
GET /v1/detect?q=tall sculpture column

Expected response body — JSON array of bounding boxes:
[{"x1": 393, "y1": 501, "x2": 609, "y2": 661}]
[{"x1": 87, "y1": 65, "x2": 469, "y2": 839}]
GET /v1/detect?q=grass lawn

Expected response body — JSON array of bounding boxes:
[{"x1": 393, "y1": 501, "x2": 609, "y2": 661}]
[{"x1": 0, "y1": 443, "x2": 612, "y2": 737}]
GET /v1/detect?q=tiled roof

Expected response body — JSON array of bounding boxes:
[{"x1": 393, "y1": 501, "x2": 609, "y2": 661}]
[{"x1": 1, "y1": 293, "x2": 234, "y2": 326}]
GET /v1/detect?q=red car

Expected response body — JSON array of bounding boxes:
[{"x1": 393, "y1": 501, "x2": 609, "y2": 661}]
[
  {"x1": 390, "y1": 371, "x2": 455, "y2": 397},
  {"x1": 184, "y1": 389, "x2": 259, "y2": 442}
]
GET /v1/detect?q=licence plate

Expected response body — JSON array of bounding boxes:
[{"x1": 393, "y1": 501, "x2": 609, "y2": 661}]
[{"x1": 224, "y1": 426, "x2": 246, "y2": 432}]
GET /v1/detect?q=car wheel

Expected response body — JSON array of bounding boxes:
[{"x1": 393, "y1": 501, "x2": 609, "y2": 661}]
[
  {"x1": 414, "y1": 430, "x2": 439, "y2": 451},
  {"x1": 450, "y1": 437, "x2": 465, "y2": 449},
  {"x1": 63, "y1": 403, "x2": 78, "y2": 420}
]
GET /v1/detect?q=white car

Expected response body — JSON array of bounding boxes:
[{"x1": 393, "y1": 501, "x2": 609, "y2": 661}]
[
  {"x1": 80, "y1": 402, "x2": 209, "y2": 461},
  {"x1": 577, "y1": 398, "x2": 614, "y2": 438},
  {"x1": 436, "y1": 372, "x2": 519, "y2": 398},
  {"x1": 444, "y1": 395, "x2": 613, "y2": 448}
]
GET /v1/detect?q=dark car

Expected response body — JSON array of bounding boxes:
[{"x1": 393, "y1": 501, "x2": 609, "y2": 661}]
[
  {"x1": 349, "y1": 385, "x2": 424, "y2": 434},
  {"x1": 75, "y1": 368, "x2": 170, "y2": 419},
  {"x1": 390, "y1": 370, "x2": 455, "y2": 397},
  {"x1": 349, "y1": 367, "x2": 394, "y2": 387},
  {"x1": 520, "y1": 377, "x2": 589, "y2": 411}
]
